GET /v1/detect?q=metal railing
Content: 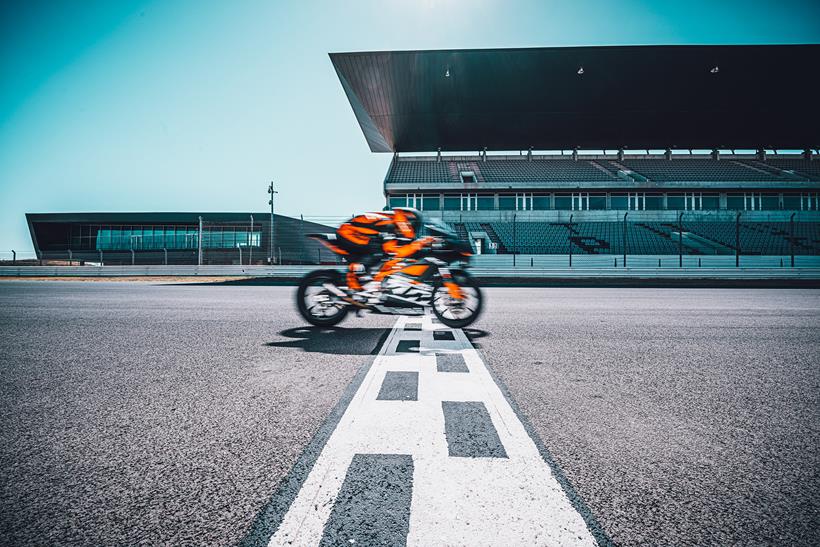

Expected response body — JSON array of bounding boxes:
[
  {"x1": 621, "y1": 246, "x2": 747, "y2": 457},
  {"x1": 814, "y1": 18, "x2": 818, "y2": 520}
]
[{"x1": 5, "y1": 215, "x2": 819, "y2": 268}]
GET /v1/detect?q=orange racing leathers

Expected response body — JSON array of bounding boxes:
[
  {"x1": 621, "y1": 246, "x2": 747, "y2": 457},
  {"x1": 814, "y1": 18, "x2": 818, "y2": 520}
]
[{"x1": 335, "y1": 209, "x2": 433, "y2": 290}]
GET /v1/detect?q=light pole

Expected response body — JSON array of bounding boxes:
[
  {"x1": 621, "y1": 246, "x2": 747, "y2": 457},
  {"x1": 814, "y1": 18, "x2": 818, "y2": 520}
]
[
  {"x1": 198, "y1": 216, "x2": 203, "y2": 266},
  {"x1": 249, "y1": 214, "x2": 254, "y2": 265},
  {"x1": 129, "y1": 235, "x2": 137, "y2": 265},
  {"x1": 678, "y1": 211, "x2": 684, "y2": 268},
  {"x1": 622, "y1": 212, "x2": 628, "y2": 268},
  {"x1": 300, "y1": 214, "x2": 305, "y2": 264},
  {"x1": 268, "y1": 182, "x2": 278, "y2": 264},
  {"x1": 568, "y1": 214, "x2": 573, "y2": 268},
  {"x1": 237, "y1": 243, "x2": 243, "y2": 266},
  {"x1": 790, "y1": 212, "x2": 796, "y2": 268},
  {"x1": 512, "y1": 214, "x2": 517, "y2": 266},
  {"x1": 11, "y1": 250, "x2": 15, "y2": 265},
  {"x1": 735, "y1": 212, "x2": 741, "y2": 268}
]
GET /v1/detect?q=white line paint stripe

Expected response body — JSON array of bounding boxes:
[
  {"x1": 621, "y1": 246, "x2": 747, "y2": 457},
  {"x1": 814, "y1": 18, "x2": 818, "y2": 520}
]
[{"x1": 269, "y1": 315, "x2": 596, "y2": 546}]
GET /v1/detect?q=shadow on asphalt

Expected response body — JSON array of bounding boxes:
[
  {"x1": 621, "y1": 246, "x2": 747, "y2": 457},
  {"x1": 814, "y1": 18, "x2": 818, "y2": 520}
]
[
  {"x1": 463, "y1": 328, "x2": 490, "y2": 349},
  {"x1": 266, "y1": 326, "x2": 391, "y2": 355}
]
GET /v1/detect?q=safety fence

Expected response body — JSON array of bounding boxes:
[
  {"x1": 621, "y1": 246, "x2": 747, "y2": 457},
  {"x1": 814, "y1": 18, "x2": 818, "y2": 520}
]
[{"x1": 8, "y1": 215, "x2": 820, "y2": 266}]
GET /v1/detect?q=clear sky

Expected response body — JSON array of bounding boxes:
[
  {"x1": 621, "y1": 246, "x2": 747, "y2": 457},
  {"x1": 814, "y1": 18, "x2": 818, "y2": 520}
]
[{"x1": 1, "y1": 0, "x2": 819, "y2": 254}]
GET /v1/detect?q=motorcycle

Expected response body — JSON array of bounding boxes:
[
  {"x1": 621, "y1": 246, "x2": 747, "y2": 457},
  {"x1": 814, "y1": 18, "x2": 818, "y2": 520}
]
[{"x1": 296, "y1": 219, "x2": 482, "y2": 328}]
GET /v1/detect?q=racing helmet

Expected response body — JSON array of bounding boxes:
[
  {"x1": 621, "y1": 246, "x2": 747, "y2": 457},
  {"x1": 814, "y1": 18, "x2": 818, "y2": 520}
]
[{"x1": 393, "y1": 207, "x2": 422, "y2": 239}]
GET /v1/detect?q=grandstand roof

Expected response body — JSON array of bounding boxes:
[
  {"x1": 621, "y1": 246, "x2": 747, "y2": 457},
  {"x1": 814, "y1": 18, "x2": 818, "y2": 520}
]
[{"x1": 330, "y1": 44, "x2": 820, "y2": 153}]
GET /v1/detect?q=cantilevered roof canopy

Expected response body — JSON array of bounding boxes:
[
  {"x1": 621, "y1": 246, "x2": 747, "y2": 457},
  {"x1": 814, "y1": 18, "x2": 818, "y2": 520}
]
[{"x1": 330, "y1": 44, "x2": 820, "y2": 153}]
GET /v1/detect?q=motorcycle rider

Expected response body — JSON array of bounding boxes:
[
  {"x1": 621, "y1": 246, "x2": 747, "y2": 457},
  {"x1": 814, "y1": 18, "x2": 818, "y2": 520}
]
[{"x1": 335, "y1": 207, "x2": 434, "y2": 297}]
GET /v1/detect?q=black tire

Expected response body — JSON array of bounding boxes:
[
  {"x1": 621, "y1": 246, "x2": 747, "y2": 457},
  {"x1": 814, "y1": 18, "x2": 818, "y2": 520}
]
[
  {"x1": 296, "y1": 270, "x2": 349, "y2": 327},
  {"x1": 432, "y1": 270, "x2": 483, "y2": 329}
]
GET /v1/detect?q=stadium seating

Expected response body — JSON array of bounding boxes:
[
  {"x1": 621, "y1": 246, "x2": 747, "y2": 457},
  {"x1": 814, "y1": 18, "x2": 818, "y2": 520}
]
[
  {"x1": 764, "y1": 159, "x2": 820, "y2": 181},
  {"x1": 386, "y1": 157, "x2": 820, "y2": 184},
  {"x1": 450, "y1": 221, "x2": 820, "y2": 256},
  {"x1": 387, "y1": 159, "x2": 617, "y2": 184},
  {"x1": 619, "y1": 159, "x2": 780, "y2": 182},
  {"x1": 388, "y1": 160, "x2": 454, "y2": 184},
  {"x1": 473, "y1": 159, "x2": 616, "y2": 183}
]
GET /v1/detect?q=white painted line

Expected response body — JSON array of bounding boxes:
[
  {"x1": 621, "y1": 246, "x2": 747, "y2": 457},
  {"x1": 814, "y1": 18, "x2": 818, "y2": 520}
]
[{"x1": 268, "y1": 315, "x2": 596, "y2": 546}]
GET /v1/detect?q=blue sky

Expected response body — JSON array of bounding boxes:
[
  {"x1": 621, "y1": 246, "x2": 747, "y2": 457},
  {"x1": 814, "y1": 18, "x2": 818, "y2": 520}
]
[{"x1": 1, "y1": 0, "x2": 819, "y2": 253}]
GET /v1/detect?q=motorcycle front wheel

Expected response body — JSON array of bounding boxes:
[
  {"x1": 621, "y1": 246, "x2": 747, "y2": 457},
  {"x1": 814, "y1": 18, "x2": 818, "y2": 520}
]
[
  {"x1": 431, "y1": 270, "x2": 483, "y2": 329},
  {"x1": 296, "y1": 270, "x2": 349, "y2": 327}
]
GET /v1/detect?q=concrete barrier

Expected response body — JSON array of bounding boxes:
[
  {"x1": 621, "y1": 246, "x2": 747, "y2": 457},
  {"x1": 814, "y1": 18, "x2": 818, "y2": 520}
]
[{"x1": 2, "y1": 258, "x2": 820, "y2": 282}]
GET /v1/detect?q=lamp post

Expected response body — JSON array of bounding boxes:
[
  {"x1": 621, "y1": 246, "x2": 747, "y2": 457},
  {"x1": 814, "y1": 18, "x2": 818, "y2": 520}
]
[
  {"x1": 512, "y1": 214, "x2": 517, "y2": 266},
  {"x1": 568, "y1": 214, "x2": 573, "y2": 268},
  {"x1": 268, "y1": 182, "x2": 278, "y2": 264},
  {"x1": 735, "y1": 212, "x2": 741, "y2": 268},
  {"x1": 300, "y1": 214, "x2": 305, "y2": 264},
  {"x1": 249, "y1": 214, "x2": 254, "y2": 265},
  {"x1": 11, "y1": 250, "x2": 15, "y2": 265},
  {"x1": 623, "y1": 212, "x2": 628, "y2": 268},
  {"x1": 790, "y1": 212, "x2": 796, "y2": 268},
  {"x1": 237, "y1": 243, "x2": 243, "y2": 266},
  {"x1": 678, "y1": 211, "x2": 684, "y2": 268},
  {"x1": 198, "y1": 216, "x2": 203, "y2": 266}
]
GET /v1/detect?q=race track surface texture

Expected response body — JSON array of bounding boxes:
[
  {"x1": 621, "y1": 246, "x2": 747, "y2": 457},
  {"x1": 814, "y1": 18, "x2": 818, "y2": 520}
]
[
  {"x1": 0, "y1": 282, "x2": 394, "y2": 545},
  {"x1": 474, "y1": 288, "x2": 820, "y2": 546},
  {"x1": 1, "y1": 281, "x2": 818, "y2": 546}
]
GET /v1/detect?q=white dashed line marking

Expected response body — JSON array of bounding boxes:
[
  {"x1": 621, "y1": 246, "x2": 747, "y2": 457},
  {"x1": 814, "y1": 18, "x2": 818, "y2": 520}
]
[{"x1": 267, "y1": 315, "x2": 596, "y2": 546}]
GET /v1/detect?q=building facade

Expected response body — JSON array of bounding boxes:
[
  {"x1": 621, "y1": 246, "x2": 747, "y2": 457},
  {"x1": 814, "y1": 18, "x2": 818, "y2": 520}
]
[{"x1": 26, "y1": 212, "x2": 336, "y2": 265}]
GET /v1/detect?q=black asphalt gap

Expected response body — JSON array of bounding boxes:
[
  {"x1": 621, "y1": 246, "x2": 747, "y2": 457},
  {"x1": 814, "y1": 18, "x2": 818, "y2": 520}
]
[{"x1": 1, "y1": 281, "x2": 818, "y2": 545}]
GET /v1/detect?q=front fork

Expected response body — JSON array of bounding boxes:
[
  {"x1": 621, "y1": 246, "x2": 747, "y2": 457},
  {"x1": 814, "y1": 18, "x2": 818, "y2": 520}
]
[{"x1": 438, "y1": 267, "x2": 464, "y2": 299}]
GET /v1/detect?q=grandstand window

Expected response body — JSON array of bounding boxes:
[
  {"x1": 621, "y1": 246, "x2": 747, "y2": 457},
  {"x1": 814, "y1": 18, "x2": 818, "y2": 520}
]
[
  {"x1": 477, "y1": 195, "x2": 495, "y2": 210},
  {"x1": 667, "y1": 194, "x2": 685, "y2": 210},
  {"x1": 645, "y1": 195, "x2": 663, "y2": 210},
  {"x1": 702, "y1": 194, "x2": 719, "y2": 210},
  {"x1": 802, "y1": 193, "x2": 818, "y2": 210},
  {"x1": 460, "y1": 171, "x2": 476, "y2": 184},
  {"x1": 498, "y1": 195, "x2": 516, "y2": 210},
  {"x1": 555, "y1": 194, "x2": 572, "y2": 210},
  {"x1": 461, "y1": 194, "x2": 477, "y2": 210},
  {"x1": 532, "y1": 194, "x2": 551, "y2": 210},
  {"x1": 422, "y1": 195, "x2": 441, "y2": 211},
  {"x1": 761, "y1": 194, "x2": 780, "y2": 210},
  {"x1": 782, "y1": 194, "x2": 801, "y2": 209},
  {"x1": 572, "y1": 193, "x2": 588, "y2": 210},
  {"x1": 683, "y1": 193, "x2": 698, "y2": 210},
  {"x1": 610, "y1": 193, "x2": 628, "y2": 210},
  {"x1": 443, "y1": 196, "x2": 460, "y2": 210},
  {"x1": 628, "y1": 193, "x2": 644, "y2": 210},
  {"x1": 727, "y1": 194, "x2": 745, "y2": 209},
  {"x1": 589, "y1": 194, "x2": 606, "y2": 210},
  {"x1": 515, "y1": 193, "x2": 532, "y2": 210},
  {"x1": 389, "y1": 196, "x2": 407, "y2": 209},
  {"x1": 746, "y1": 193, "x2": 761, "y2": 211}
]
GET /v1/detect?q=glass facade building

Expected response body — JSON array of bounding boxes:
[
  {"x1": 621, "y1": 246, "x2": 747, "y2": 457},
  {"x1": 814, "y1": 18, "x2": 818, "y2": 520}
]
[{"x1": 26, "y1": 212, "x2": 334, "y2": 265}]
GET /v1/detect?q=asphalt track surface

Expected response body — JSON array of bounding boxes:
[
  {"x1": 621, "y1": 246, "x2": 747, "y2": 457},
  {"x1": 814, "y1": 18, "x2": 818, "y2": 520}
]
[{"x1": 0, "y1": 281, "x2": 818, "y2": 546}]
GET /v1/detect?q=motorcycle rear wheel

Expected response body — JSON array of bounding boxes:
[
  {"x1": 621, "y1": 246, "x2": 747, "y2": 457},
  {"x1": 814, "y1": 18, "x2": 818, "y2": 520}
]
[
  {"x1": 431, "y1": 270, "x2": 482, "y2": 329},
  {"x1": 296, "y1": 270, "x2": 349, "y2": 327}
]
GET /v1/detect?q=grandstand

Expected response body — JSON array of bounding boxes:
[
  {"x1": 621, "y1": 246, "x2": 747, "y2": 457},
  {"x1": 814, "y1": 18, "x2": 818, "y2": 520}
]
[{"x1": 332, "y1": 44, "x2": 820, "y2": 257}]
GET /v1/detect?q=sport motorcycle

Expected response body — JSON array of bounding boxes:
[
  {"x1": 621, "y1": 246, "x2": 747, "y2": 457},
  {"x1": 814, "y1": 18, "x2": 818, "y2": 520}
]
[{"x1": 296, "y1": 219, "x2": 482, "y2": 328}]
